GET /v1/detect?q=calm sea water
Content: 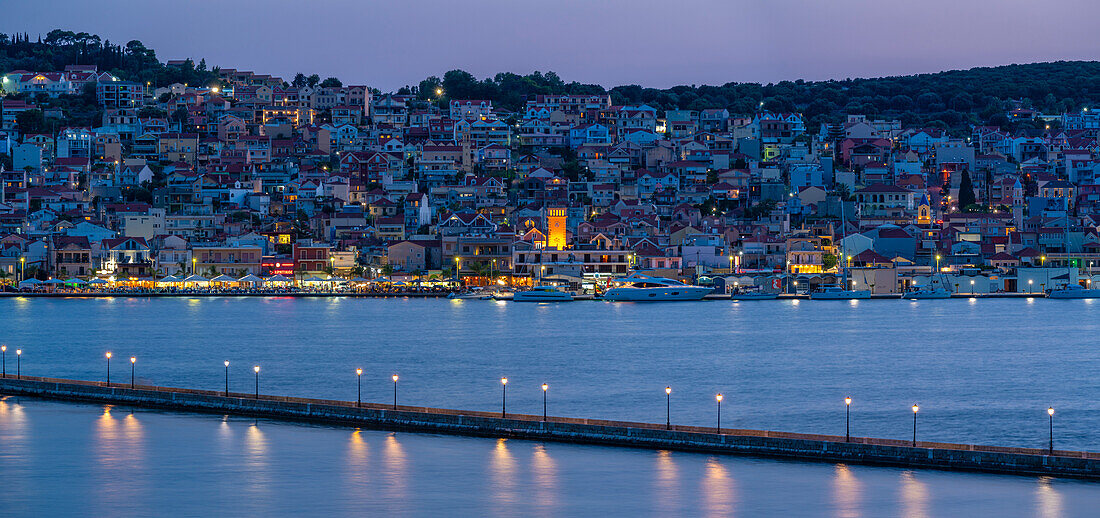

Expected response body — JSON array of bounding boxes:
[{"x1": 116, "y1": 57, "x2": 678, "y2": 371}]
[
  {"x1": 1, "y1": 397, "x2": 1097, "y2": 517},
  {"x1": 2, "y1": 296, "x2": 1100, "y2": 515}
]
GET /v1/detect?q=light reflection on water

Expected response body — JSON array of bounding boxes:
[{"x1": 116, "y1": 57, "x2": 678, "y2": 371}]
[
  {"x1": 0, "y1": 399, "x2": 1096, "y2": 516},
  {"x1": 832, "y1": 463, "x2": 861, "y2": 518}
]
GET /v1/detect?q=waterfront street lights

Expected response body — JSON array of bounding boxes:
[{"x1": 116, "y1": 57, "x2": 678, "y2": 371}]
[
  {"x1": 911, "y1": 404, "x2": 919, "y2": 446},
  {"x1": 356, "y1": 368, "x2": 363, "y2": 407},
  {"x1": 935, "y1": 254, "x2": 941, "y2": 272},
  {"x1": 542, "y1": 383, "x2": 548, "y2": 421},
  {"x1": 20, "y1": 257, "x2": 25, "y2": 282},
  {"x1": 224, "y1": 360, "x2": 230, "y2": 395},
  {"x1": 845, "y1": 396, "x2": 852, "y2": 442},
  {"x1": 253, "y1": 365, "x2": 260, "y2": 399},
  {"x1": 665, "y1": 386, "x2": 672, "y2": 430},
  {"x1": 130, "y1": 357, "x2": 136, "y2": 389},
  {"x1": 715, "y1": 393, "x2": 723, "y2": 433},
  {"x1": 1029, "y1": 279, "x2": 1034, "y2": 294},
  {"x1": 1048, "y1": 407, "x2": 1055, "y2": 455},
  {"x1": 392, "y1": 374, "x2": 399, "y2": 409},
  {"x1": 1, "y1": 345, "x2": 5, "y2": 378},
  {"x1": 106, "y1": 352, "x2": 112, "y2": 385},
  {"x1": 192, "y1": 257, "x2": 197, "y2": 274},
  {"x1": 500, "y1": 377, "x2": 508, "y2": 418},
  {"x1": 970, "y1": 279, "x2": 975, "y2": 295},
  {"x1": 16, "y1": 349, "x2": 21, "y2": 379}
]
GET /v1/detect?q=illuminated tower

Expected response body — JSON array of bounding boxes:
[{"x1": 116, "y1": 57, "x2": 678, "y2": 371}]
[
  {"x1": 916, "y1": 193, "x2": 931, "y2": 225},
  {"x1": 546, "y1": 206, "x2": 567, "y2": 250}
]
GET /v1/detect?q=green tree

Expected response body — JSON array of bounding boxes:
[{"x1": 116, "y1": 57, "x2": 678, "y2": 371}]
[{"x1": 958, "y1": 171, "x2": 976, "y2": 211}]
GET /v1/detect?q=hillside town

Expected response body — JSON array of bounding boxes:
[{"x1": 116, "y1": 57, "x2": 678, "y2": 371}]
[{"x1": 1, "y1": 61, "x2": 1099, "y2": 295}]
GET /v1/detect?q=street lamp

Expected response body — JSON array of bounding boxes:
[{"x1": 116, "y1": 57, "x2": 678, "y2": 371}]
[
  {"x1": 845, "y1": 396, "x2": 852, "y2": 442},
  {"x1": 20, "y1": 257, "x2": 25, "y2": 282},
  {"x1": 541, "y1": 383, "x2": 548, "y2": 421},
  {"x1": 224, "y1": 360, "x2": 230, "y2": 395},
  {"x1": 665, "y1": 386, "x2": 672, "y2": 430},
  {"x1": 15, "y1": 349, "x2": 21, "y2": 379},
  {"x1": 392, "y1": 374, "x2": 399, "y2": 409},
  {"x1": 500, "y1": 377, "x2": 508, "y2": 418},
  {"x1": 1029, "y1": 279, "x2": 1034, "y2": 294},
  {"x1": 970, "y1": 279, "x2": 975, "y2": 295},
  {"x1": 1048, "y1": 407, "x2": 1055, "y2": 455},
  {"x1": 1, "y1": 345, "x2": 6, "y2": 378},
  {"x1": 106, "y1": 352, "x2": 112, "y2": 384},
  {"x1": 355, "y1": 368, "x2": 363, "y2": 407},
  {"x1": 715, "y1": 393, "x2": 723, "y2": 433},
  {"x1": 253, "y1": 365, "x2": 260, "y2": 399},
  {"x1": 911, "y1": 404, "x2": 919, "y2": 446},
  {"x1": 192, "y1": 257, "x2": 197, "y2": 274},
  {"x1": 935, "y1": 254, "x2": 941, "y2": 272},
  {"x1": 130, "y1": 356, "x2": 136, "y2": 389}
]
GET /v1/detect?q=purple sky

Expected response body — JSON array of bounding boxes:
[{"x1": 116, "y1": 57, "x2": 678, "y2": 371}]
[{"x1": 4, "y1": 0, "x2": 1099, "y2": 91}]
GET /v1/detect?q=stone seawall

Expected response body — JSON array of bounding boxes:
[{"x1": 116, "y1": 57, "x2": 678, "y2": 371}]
[{"x1": 2, "y1": 376, "x2": 1097, "y2": 479}]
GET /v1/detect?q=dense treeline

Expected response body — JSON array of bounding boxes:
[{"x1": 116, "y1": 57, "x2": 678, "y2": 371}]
[
  {"x1": 0, "y1": 30, "x2": 219, "y2": 89},
  {"x1": 407, "y1": 62, "x2": 1100, "y2": 134},
  {"x1": 5, "y1": 29, "x2": 1100, "y2": 136}
]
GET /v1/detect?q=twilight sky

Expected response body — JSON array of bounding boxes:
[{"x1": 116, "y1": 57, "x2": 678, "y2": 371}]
[{"x1": 4, "y1": 0, "x2": 1099, "y2": 91}]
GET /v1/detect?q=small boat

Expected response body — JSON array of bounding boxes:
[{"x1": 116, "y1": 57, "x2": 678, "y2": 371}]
[
  {"x1": 902, "y1": 288, "x2": 952, "y2": 299},
  {"x1": 1047, "y1": 284, "x2": 1100, "y2": 299},
  {"x1": 809, "y1": 286, "x2": 871, "y2": 300},
  {"x1": 512, "y1": 286, "x2": 574, "y2": 302},
  {"x1": 447, "y1": 290, "x2": 482, "y2": 300},
  {"x1": 730, "y1": 287, "x2": 779, "y2": 300},
  {"x1": 602, "y1": 273, "x2": 712, "y2": 301}
]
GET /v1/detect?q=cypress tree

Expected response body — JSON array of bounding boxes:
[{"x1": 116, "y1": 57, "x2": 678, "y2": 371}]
[{"x1": 958, "y1": 170, "x2": 976, "y2": 210}]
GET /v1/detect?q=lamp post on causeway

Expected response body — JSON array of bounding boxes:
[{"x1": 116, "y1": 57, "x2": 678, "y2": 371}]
[
  {"x1": 253, "y1": 365, "x2": 260, "y2": 399},
  {"x1": 715, "y1": 393, "x2": 723, "y2": 433},
  {"x1": 541, "y1": 383, "x2": 548, "y2": 421},
  {"x1": 130, "y1": 356, "x2": 136, "y2": 389},
  {"x1": 105, "y1": 352, "x2": 112, "y2": 385},
  {"x1": 845, "y1": 396, "x2": 852, "y2": 442},
  {"x1": 1048, "y1": 407, "x2": 1055, "y2": 455},
  {"x1": 911, "y1": 404, "x2": 919, "y2": 446},
  {"x1": 356, "y1": 368, "x2": 363, "y2": 407},
  {"x1": 392, "y1": 374, "x2": 399, "y2": 409},
  {"x1": 665, "y1": 386, "x2": 672, "y2": 430},
  {"x1": 16, "y1": 349, "x2": 22, "y2": 379},
  {"x1": 500, "y1": 377, "x2": 508, "y2": 418},
  {"x1": 1, "y1": 345, "x2": 6, "y2": 378},
  {"x1": 224, "y1": 360, "x2": 230, "y2": 395}
]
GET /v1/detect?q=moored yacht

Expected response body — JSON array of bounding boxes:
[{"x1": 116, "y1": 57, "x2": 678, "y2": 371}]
[
  {"x1": 512, "y1": 286, "x2": 574, "y2": 302},
  {"x1": 729, "y1": 286, "x2": 779, "y2": 300},
  {"x1": 602, "y1": 273, "x2": 712, "y2": 301},
  {"x1": 1047, "y1": 284, "x2": 1100, "y2": 299},
  {"x1": 809, "y1": 285, "x2": 871, "y2": 300}
]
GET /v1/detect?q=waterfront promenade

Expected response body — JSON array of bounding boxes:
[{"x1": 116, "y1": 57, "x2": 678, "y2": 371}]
[{"x1": 1, "y1": 375, "x2": 1096, "y2": 479}]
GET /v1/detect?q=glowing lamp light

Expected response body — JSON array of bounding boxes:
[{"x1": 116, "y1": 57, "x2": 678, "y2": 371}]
[
  {"x1": 254, "y1": 365, "x2": 260, "y2": 373},
  {"x1": 912, "y1": 404, "x2": 919, "y2": 413},
  {"x1": 715, "y1": 393, "x2": 723, "y2": 402},
  {"x1": 500, "y1": 377, "x2": 508, "y2": 385},
  {"x1": 392, "y1": 374, "x2": 399, "y2": 382},
  {"x1": 665, "y1": 386, "x2": 672, "y2": 395},
  {"x1": 224, "y1": 360, "x2": 230, "y2": 367},
  {"x1": 106, "y1": 352, "x2": 112, "y2": 359},
  {"x1": 542, "y1": 383, "x2": 548, "y2": 392},
  {"x1": 356, "y1": 368, "x2": 363, "y2": 376},
  {"x1": 1048, "y1": 407, "x2": 1055, "y2": 416},
  {"x1": 130, "y1": 356, "x2": 136, "y2": 364},
  {"x1": 845, "y1": 396, "x2": 852, "y2": 406}
]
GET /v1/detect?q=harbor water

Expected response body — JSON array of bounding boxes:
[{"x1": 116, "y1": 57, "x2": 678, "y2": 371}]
[{"x1": 2, "y1": 296, "x2": 1100, "y2": 514}]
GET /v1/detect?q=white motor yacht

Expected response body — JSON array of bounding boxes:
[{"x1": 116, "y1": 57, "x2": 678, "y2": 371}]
[
  {"x1": 512, "y1": 286, "x2": 574, "y2": 302},
  {"x1": 602, "y1": 273, "x2": 712, "y2": 301},
  {"x1": 1047, "y1": 284, "x2": 1100, "y2": 299},
  {"x1": 809, "y1": 286, "x2": 871, "y2": 300}
]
